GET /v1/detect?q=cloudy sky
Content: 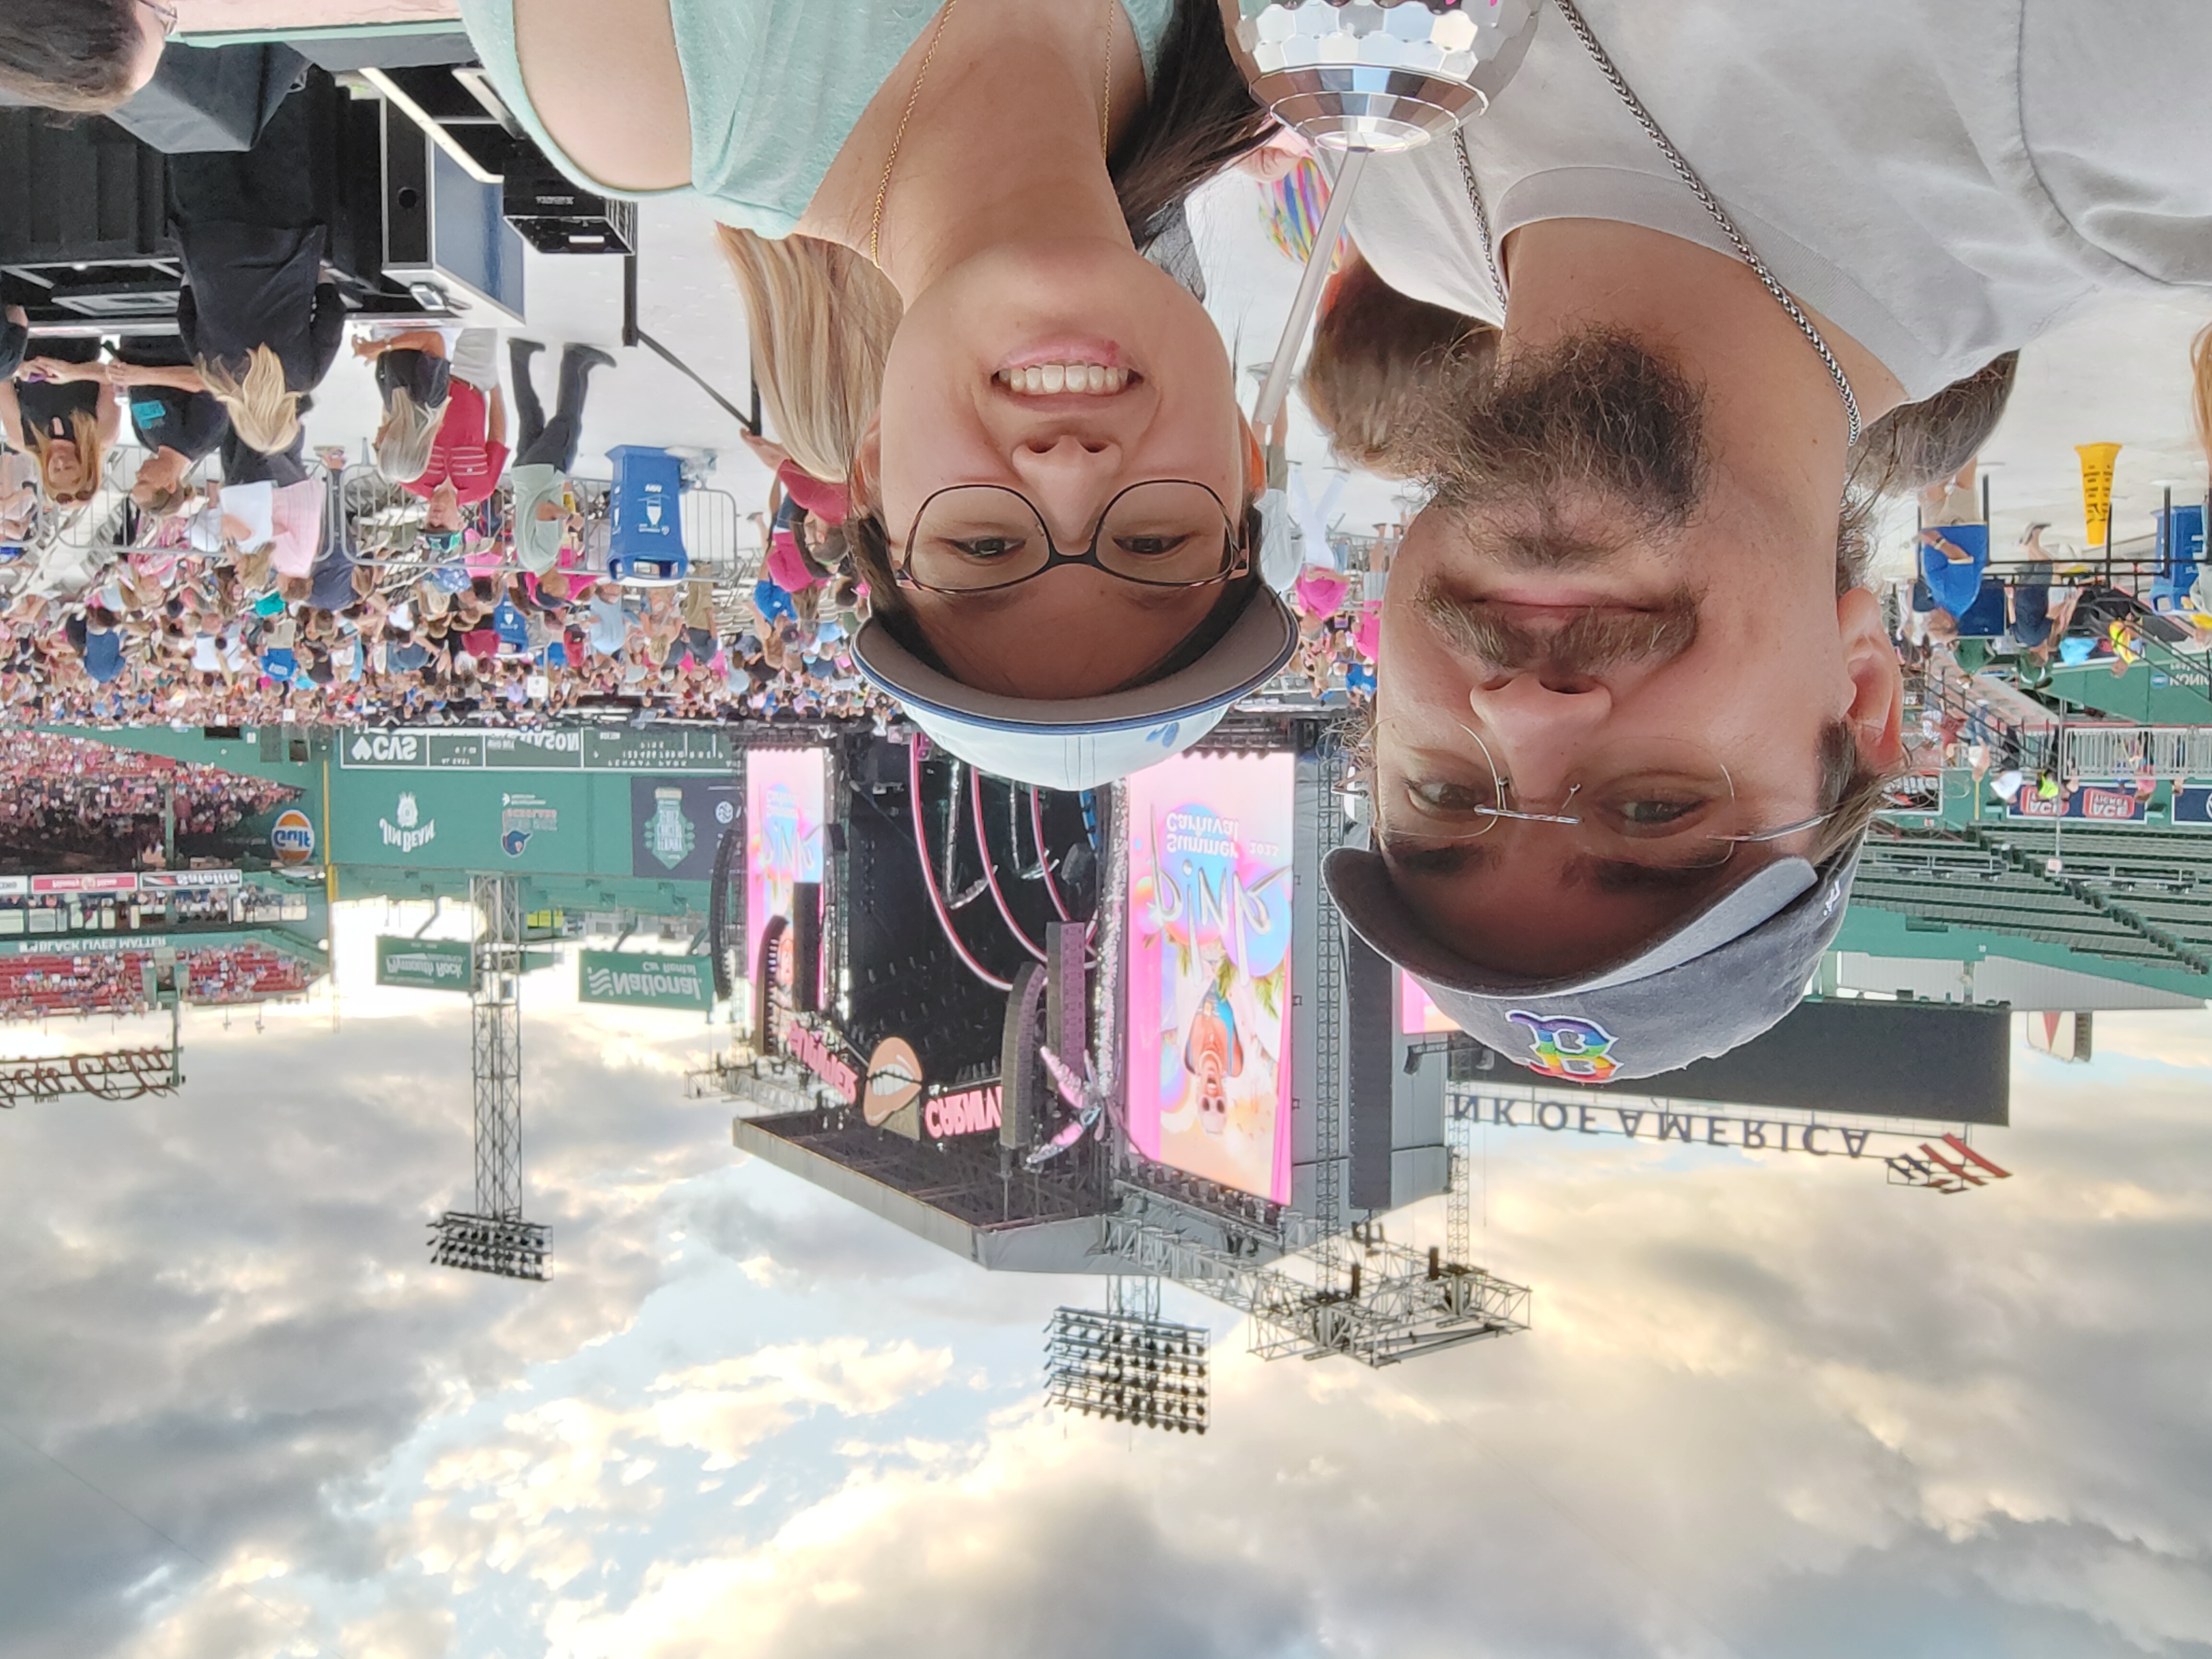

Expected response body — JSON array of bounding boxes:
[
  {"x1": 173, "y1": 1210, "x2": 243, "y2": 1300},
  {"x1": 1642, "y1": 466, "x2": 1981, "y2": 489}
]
[{"x1": 1, "y1": 901, "x2": 2208, "y2": 1659}]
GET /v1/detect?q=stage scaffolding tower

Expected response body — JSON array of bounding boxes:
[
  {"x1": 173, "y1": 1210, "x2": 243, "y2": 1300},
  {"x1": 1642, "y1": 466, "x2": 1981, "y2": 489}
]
[
  {"x1": 1446, "y1": 1094, "x2": 1475, "y2": 1269},
  {"x1": 1102, "y1": 1209, "x2": 1528, "y2": 1369},
  {"x1": 1307, "y1": 734, "x2": 1352, "y2": 1290},
  {"x1": 430, "y1": 875, "x2": 548, "y2": 1280}
]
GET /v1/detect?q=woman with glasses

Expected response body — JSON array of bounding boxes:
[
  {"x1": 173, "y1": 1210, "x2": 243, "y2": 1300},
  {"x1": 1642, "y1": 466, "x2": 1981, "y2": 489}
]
[
  {"x1": 461, "y1": 0, "x2": 1294, "y2": 787},
  {"x1": 0, "y1": 313, "x2": 120, "y2": 510}
]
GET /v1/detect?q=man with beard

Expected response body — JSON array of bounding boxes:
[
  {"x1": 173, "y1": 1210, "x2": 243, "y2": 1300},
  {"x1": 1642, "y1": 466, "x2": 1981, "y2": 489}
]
[{"x1": 1297, "y1": 0, "x2": 2212, "y2": 1082}]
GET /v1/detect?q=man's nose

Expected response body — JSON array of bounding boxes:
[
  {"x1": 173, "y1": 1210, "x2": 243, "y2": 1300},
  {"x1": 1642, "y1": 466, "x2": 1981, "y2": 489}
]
[
  {"x1": 1007, "y1": 432, "x2": 1123, "y2": 543},
  {"x1": 1468, "y1": 672, "x2": 1612, "y2": 801}
]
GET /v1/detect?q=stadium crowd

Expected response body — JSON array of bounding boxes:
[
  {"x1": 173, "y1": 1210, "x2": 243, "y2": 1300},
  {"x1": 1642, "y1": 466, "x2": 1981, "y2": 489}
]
[
  {"x1": 0, "y1": 942, "x2": 313, "y2": 1021},
  {"x1": 0, "y1": 731, "x2": 298, "y2": 865}
]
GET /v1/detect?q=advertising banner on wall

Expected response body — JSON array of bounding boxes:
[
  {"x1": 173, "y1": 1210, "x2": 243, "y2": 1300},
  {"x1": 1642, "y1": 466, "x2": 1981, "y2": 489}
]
[
  {"x1": 2005, "y1": 781, "x2": 2152, "y2": 822},
  {"x1": 342, "y1": 727, "x2": 732, "y2": 772},
  {"x1": 375, "y1": 936, "x2": 473, "y2": 991},
  {"x1": 577, "y1": 950, "x2": 714, "y2": 1010},
  {"x1": 1125, "y1": 751, "x2": 1296, "y2": 1204},
  {"x1": 745, "y1": 750, "x2": 826, "y2": 998},
  {"x1": 2172, "y1": 783, "x2": 2212, "y2": 824},
  {"x1": 631, "y1": 775, "x2": 740, "y2": 882}
]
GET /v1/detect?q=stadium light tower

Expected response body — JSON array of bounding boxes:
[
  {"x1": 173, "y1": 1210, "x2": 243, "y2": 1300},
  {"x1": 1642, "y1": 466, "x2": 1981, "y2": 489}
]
[
  {"x1": 429, "y1": 875, "x2": 548, "y2": 1280},
  {"x1": 1045, "y1": 1277, "x2": 1211, "y2": 1435}
]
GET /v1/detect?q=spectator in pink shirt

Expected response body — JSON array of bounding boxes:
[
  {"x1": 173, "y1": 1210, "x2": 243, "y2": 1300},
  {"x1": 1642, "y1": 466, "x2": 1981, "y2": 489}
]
[{"x1": 360, "y1": 328, "x2": 509, "y2": 533}]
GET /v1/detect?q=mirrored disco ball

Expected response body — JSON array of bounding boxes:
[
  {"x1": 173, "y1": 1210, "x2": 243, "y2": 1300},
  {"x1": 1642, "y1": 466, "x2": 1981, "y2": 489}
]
[{"x1": 1238, "y1": 0, "x2": 1541, "y2": 152}]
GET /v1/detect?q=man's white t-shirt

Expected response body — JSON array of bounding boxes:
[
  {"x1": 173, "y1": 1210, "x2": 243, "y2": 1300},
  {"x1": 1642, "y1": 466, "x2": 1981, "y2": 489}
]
[{"x1": 1346, "y1": 0, "x2": 2212, "y2": 400}]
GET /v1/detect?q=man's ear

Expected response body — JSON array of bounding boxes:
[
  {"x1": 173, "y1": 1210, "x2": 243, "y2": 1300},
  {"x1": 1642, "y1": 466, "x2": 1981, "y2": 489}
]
[
  {"x1": 1240, "y1": 412, "x2": 1265, "y2": 502},
  {"x1": 1838, "y1": 586, "x2": 1906, "y2": 770}
]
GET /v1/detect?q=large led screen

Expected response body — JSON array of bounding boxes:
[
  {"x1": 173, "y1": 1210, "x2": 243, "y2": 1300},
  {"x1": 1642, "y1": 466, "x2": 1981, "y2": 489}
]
[
  {"x1": 1126, "y1": 751, "x2": 1295, "y2": 1203},
  {"x1": 1402, "y1": 971, "x2": 1461, "y2": 1035},
  {"x1": 745, "y1": 749, "x2": 825, "y2": 1018}
]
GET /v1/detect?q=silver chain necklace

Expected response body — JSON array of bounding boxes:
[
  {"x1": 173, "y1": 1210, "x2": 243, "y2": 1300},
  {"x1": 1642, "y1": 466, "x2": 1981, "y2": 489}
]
[{"x1": 1453, "y1": 0, "x2": 1862, "y2": 446}]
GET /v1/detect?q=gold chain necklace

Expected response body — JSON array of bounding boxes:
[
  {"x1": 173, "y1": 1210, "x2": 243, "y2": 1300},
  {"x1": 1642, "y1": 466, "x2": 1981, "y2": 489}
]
[{"x1": 869, "y1": 0, "x2": 1116, "y2": 269}]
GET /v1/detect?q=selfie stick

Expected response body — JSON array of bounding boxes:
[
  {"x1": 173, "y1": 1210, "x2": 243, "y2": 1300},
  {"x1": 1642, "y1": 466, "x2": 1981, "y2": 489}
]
[{"x1": 1250, "y1": 147, "x2": 1369, "y2": 430}]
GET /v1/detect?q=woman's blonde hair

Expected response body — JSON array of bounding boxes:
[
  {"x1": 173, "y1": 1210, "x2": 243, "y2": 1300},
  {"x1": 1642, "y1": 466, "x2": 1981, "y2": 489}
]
[
  {"x1": 2192, "y1": 323, "x2": 2212, "y2": 469},
  {"x1": 373, "y1": 386, "x2": 450, "y2": 484},
  {"x1": 28, "y1": 409, "x2": 104, "y2": 503},
  {"x1": 716, "y1": 227, "x2": 901, "y2": 484},
  {"x1": 233, "y1": 545, "x2": 274, "y2": 591},
  {"x1": 200, "y1": 345, "x2": 301, "y2": 456}
]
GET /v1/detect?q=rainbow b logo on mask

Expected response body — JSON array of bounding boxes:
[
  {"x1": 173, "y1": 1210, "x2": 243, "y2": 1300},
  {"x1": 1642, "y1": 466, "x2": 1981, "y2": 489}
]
[{"x1": 1507, "y1": 1011, "x2": 1620, "y2": 1083}]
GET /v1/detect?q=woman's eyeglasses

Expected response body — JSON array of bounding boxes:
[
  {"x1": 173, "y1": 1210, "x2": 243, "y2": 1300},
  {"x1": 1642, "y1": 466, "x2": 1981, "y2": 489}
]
[{"x1": 894, "y1": 480, "x2": 1246, "y2": 596}]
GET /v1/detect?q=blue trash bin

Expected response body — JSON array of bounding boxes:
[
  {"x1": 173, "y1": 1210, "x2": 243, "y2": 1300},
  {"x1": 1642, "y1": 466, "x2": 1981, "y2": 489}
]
[
  {"x1": 606, "y1": 445, "x2": 691, "y2": 587},
  {"x1": 2152, "y1": 503, "x2": 2204, "y2": 610},
  {"x1": 492, "y1": 599, "x2": 531, "y2": 653}
]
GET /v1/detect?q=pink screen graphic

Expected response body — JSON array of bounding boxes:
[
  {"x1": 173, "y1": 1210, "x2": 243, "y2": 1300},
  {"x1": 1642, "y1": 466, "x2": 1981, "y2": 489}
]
[
  {"x1": 745, "y1": 749, "x2": 825, "y2": 1010},
  {"x1": 1126, "y1": 752, "x2": 1296, "y2": 1203},
  {"x1": 1401, "y1": 971, "x2": 1461, "y2": 1035}
]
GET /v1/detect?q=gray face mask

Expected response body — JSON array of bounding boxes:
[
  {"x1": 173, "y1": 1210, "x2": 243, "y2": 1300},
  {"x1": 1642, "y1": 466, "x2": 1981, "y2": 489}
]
[{"x1": 1324, "y1": 845, "x2": 1864, "y2": 1082}]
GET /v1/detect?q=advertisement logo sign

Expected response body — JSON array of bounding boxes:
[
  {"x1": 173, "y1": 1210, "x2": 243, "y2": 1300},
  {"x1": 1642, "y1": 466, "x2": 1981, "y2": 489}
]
[
  {"x1": 863, "y1": 1035, "x2": 923, "y2": 1126},
  {"x1": 924, "y1": 1083, "x2": 1002, "y2": 1139},
  {"x1": 783, "y1": 1019, "x2": 858, "y2": 1104},
  {"x1": 500, "y1": 791, "x2": 559, "y2": 857},
  {"x1": 347, "y1": 731, "x2": 421, "y2": 765},
  {"x1": 627, "y1": 776, "x2": 733, "y2": 882},
  {"x1": 1126, "y1": 752, "x2": 1296, "y2": 1204},
  {"x1": 31, "y1": 872, "x2": 139, "y2": 895},
  {"x1": 343, "y1": 726, "x2": 730, "y2": 772},
  {"x1": 270, "y1": 808, "x2": 316, "y2": 864},
  {"x1": 642, "y1": 786, "x2": 697, "y2": 870},
  {"x1": 577, "y1": 950, "x2": 713, "y2": 1010},
  {"x1": 379, "y1": 793, "x2": 437, "y2": 853},
  {"x1": 2173, "y1": 782, "x2": 2212, "y2": 824},
  {"x1": 374, "y1": 936, "x2": 472, "y2": 990},
  {"x1": 2006, "y1": 781, "x2": 2150, "y2": 822}
]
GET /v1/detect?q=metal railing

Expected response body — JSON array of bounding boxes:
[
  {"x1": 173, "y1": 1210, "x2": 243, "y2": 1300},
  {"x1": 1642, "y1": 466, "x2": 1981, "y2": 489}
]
[{"x1": 2061, "y1": 726, "x2": 2212, "y2": 780}]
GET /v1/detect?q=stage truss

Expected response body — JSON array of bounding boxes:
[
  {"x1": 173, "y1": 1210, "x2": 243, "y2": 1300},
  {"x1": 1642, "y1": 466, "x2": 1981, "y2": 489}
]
[
  {"x1": 2, "y1": 993, "x2": 184, "y2": 1109},
  {"x1": 1103, "y1": 1211, "x2": 1529, "y2": 1369},
  {"x1": 0, "y1": 1045, "x2": 181, "y2": 1107}
]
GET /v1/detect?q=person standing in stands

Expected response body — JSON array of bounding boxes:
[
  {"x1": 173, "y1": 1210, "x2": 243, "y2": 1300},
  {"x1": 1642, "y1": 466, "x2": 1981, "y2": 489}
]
[
  {"x1": 169, "y1": 70, "x2": 345, "y2": 457},
  {"x1": 1916, "y1": 459, "x2": 1990, "y2": 624},
  {"x1": 0, "y1": 315, "x2": 120, "y2": 506},
  {"x1": 505, "y1": 338, "x2": 613, "y2": 576},
  {"x1": 364, "y1": 328, "x2": 510, "y2": 548},
  {"x1": 106, "y1": 336, "x2": 230, "y2": 514}
]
